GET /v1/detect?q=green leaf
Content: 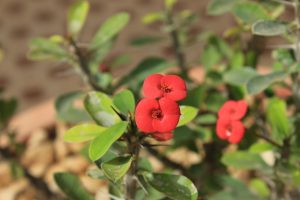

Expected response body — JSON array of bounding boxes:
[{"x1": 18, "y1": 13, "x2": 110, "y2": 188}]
[
  {"x1": 64, "y1": 124, "x2": 106, "y2": 143},
  {"x1": 142, "y1": 12, "x2": 164, "y2": 24},
  {"x1": 89, "y1": 122, "x2": 128, "y2": 161},
  {"x1": 67, "y1": 0, "x2": 89, "y2": 36},
  {"x1": 246, "y1": 71, "x2": 287, "y2": 95},
  {"x1": 116, "y1": 57, "x2": 169, "y2": 89},
  {"x1": 0, "y1": 98, "x2": 17, "y2": 126},
  {"x1": 84, "y1": 91, "x2": 121, "y2": 127},
  {"x1": 207, "y1": 0, "x2": 241, "y2": 15},
  {"x1": 252, "y1": 20, "x2": 289, "y2": 36},
  {"x1": 101, "y1": 156, "x2": 132, "y2": 182},
  {"x1": 165, "y1": 0, "x2": 177, "y2": 9},
  {"x1": 233, "y1": 2, "x2": 270, "y2": 24},
  {"x1": 201, "y1": 44, "x2": 222, "y2": 69},
  {"x1": 222, "y1": 151, "x2": 270, "y2": 171},
  {"x1": 266, "y1": 98, "x2": 291, "y2": 143},
  {"x1": 87, "y1": 168, "x2": 106, "y2": 179},
  {"x1": 91, "y1": 12, "x2": 130, "y2": 51},
  {"x1": 196, "y1": 114, "x2": 217, "y2": 125},
  {"x1": 55, "y1": 91, "x2": 90, "y2": 123},
  {"x1": 130, "y1": 36, "x2": 162, "y2": 47},
  {"x1": 28, "y1": 38, "x2": 70, "y2": 61},
  {"x1": 181, "y1": 86, "x2": 205, "y2": 108},
  {"x1": 224, "y1": 68, "x2": 257, "y2": 86},
  {"x1": 54, "y1": 172, "x2": 94, "y2": 200},
  {"x1": 177, "y1": 106, "x2": 198, "y2": 127},
  {"x1": 143, "y1": 172, "x2": 198, "y2": 200},
  {"x1": 208, "y1": 176, "x2": 258, "y2": 200},
  {"x1": 113, "y1": 89, "x2": 135, "y2": 114},
  {"x1": 249, "y1": 179, "x2": 270, "y2": 198},
  {"x1": 249, "y1": 142, "x2": 274, "y2": 153},
  {"x1": 89, "y1": 38, "x2": 115, "y2": 70}
]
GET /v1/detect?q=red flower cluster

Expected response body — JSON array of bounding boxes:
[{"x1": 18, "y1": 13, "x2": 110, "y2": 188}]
[
  {"x1": 135, "y1": 74, "x2": 187, "y2": 141},
  {"x1": 216, "y1": 100, "x2": 248, "y2": 144}
]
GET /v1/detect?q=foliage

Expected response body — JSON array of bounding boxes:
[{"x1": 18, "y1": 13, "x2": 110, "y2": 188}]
[{"x1": 25, "y1": 0, "x2": 300, "y2": 199}]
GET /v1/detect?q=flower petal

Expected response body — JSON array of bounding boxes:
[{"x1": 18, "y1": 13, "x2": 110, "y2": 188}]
[
  {"x1": 161, "y1": 75, "x2": 186, "y2": 90},
  {"x1": 135, "y1": 98, "x2": 159, "y2": 117},
  {"x1": 135, "y1": 115, "x2": 155, "y2": 133},
  {"x1": 218, "y1": 101, "x2": 236, "y2": 119},
  {"x1": 135, "y1": 98, "x2": 159, "y2": 133},
  {"x1": 143, "y1": 74, "x2": 163, "y2": 99},
  {"x1": 228, "y1": 121, "x2": 245, "y2": 144},
  {"x1": 161, "y1": 75, "x2": 187, "y2": 101},
  {"x1": 159, "y1": 97, "x2": 180, "y2": 115},
  {"x1": 164, "y1": 89, "x2": 187, "y2": 102},
  {"x1": 152, "y1": 115, "x2": 180, "y2": 132},
  {"x1": 218, "y1": 100, "x2": 248, "y2": 120},
  {"x1": 216, "y1": 118, "x2": 229, "y2": 140},
  {"x1": 151, "y1": 132, "x2": 174, "y2": 141}
]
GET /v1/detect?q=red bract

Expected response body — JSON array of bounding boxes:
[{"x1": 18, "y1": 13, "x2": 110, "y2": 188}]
[
  {"x1": 151, "y1": 132, "x2": 174, "y2": 141},
  {"x1": 135, "y1": 97, "x2": 180, "y2": 133},
  {"x1": 143, "y1": 74, "x2": 187, "y2": 101},
  {"x1": 216, "y1": 118, "x2": 245, "y2": 144},
  {"x1": 218, "y1": 100, "x2": 247, "y2": 120}
]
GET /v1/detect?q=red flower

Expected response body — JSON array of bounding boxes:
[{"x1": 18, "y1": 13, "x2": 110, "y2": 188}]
[
  {"x1": 218, "y1": 100, "x2": 247, "y2": 120},
  {"x1": 216, "y1": 118, "x2": 245, "y2": 144},
  {"x1": 143, "y1": 74, "x2": 187, "y2": 101},
  {"x1": 135, "y1": 97, "x2": 180, "y2": 133},
  {"x1": 151, "y1": 132, "x2": 174, "y2": 141}
]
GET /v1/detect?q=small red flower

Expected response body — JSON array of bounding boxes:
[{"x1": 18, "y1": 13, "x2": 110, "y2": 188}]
[
  {"x1": 151, "y1": 132, "x2": 174, "y2": 141},
  {"x1": 218, "y1": 100, "x2": 247, "y2": 120},
  {"x1": 216, "y1": 118, "x2": 245, "y2": 144},
  {"x1": 135, "y1": 97, "x2": 180, "y2": 133},
  {"x1": 143, "y1": 74, "x2": 187, "y2": 101}
]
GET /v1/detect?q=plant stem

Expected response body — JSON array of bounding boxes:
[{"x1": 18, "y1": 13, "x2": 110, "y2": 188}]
[
  {"x1": 165, "y1": 8, "x2": 187, "y2": 75},
  {"x1": 125, "y1": 127, "x2": 142, "y2": 200},
  {"x1": 69, "y1": 38, "x2": 107, "y2": 93},
  {"x1": 254, "y1": 133, "x2": 283, "y2": 149}
]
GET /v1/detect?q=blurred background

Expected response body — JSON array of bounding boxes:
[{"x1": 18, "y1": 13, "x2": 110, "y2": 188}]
[{"x1": 0, "y1": 0, "x2": 237, "y2": 111}]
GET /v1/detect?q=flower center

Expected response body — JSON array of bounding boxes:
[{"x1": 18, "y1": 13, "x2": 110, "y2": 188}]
[
  {"x1": 160, "y1": 84, "x2": 172, "y2": 93},
  {"x1": 151, "y1": 109, "x2": 163, "y2": 119},
  {"x1": 229, "y1": 108, "x2": 235, "y2": 114}
]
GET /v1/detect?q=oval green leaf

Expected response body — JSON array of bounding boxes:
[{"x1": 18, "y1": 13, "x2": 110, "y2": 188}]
[
  {"x1": 233, "y1": 2, "x2": 269, "y2": 24},
  {"x1": 84, "y1": 91, "x2": 121, "y2": 127},
  {"x1": 207, "y1": 0, "x2": 241, "y2": 16},
  {"x1": 177, "y1": 106, "x2": 198, "y2": 127},
  {"x1": 113, "y1": 89, "x2": 135, "y2": 114},
  {"x1": 224, "y1": 67, "x2": 257, "y2": 87},
  {"x1": 89, "y1": 121, "x2": 128, "y2": 161},
  {"x1": 64, "y1": 124, "x2": 106, "y2": 143},
  {"x1": 54, "y1": 172, "x2": 94, "y2": 200},
  {"x1": 91, "y1": 13, "x2": 130, "y2": 50},
  {"x1": 252, "y1": 20, "x2": 289, "y2": 36},
  {"x1": 266, "y1": 98, "x2": 291, "y2": 143},
  {"x1": 67, "y1": 0, "x2": 89, "y2": 36},
  {"x1": 246, "y1": 71, "x2": 287, "y2": 95},
  {"x1": 143, "y1": 172, "x2": 198, "y2": 200},
  {"x1": 55, "y1": 91, "x2": 91, "y2": 123},
  {"x1": 101, "y1": 156, "x2": 132, "y2": 182},
  {"x1": 28, "y1": 38, "x2": 69, "y2": 61}
]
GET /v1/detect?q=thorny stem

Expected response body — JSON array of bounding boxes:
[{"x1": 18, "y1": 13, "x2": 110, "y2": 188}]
[
  {"x1": 69, "y1": 38, "x2": 108, "y2": 93},
  {"x1": 254, "y1": 133, "x2": 283, "y2": 149},
  {"x1": 165, "y1": 8, "x2": 188, "y2": 76}
]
